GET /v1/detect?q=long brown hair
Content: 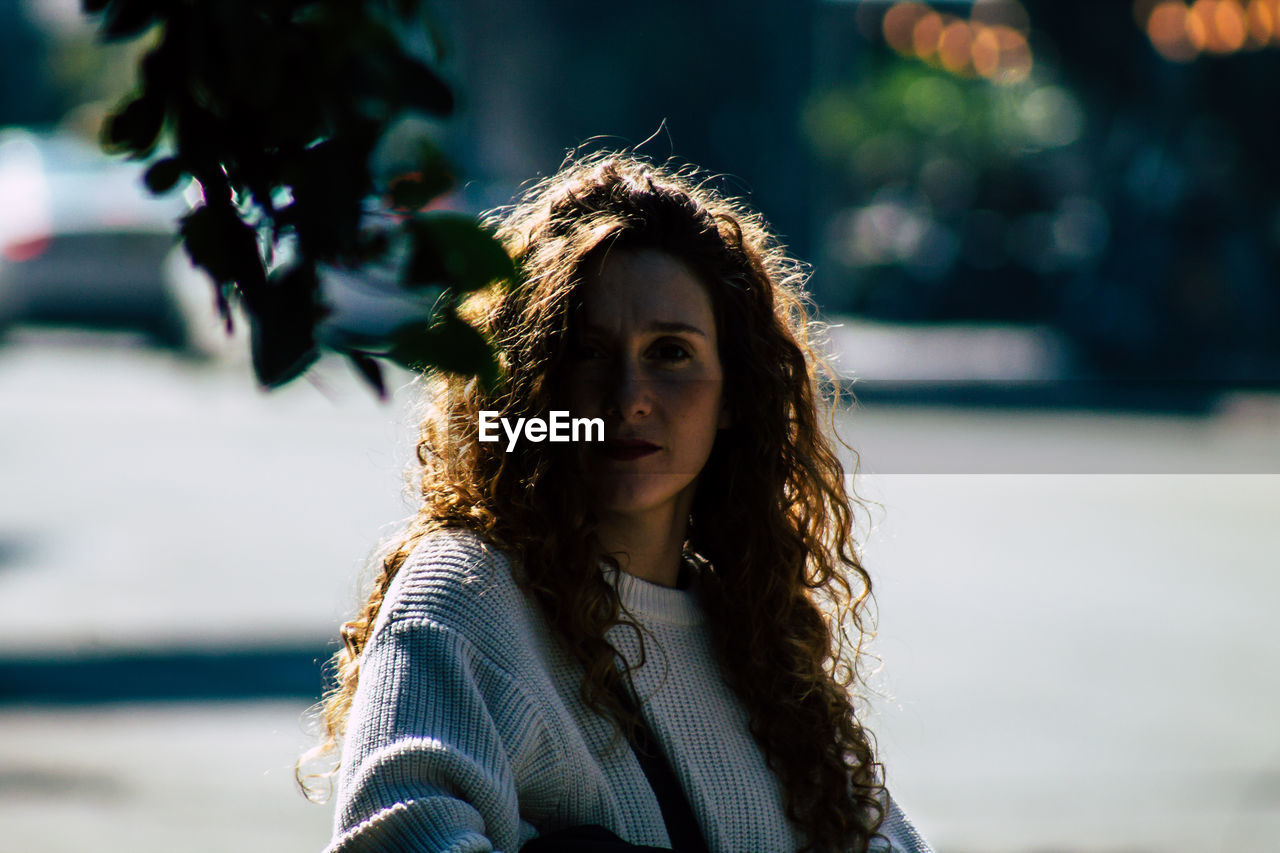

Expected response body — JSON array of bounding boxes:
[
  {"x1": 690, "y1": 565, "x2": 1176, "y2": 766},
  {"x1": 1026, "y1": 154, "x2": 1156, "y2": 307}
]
[{"x1": 301, "y1": 151, "x2": 885, "y2": 852}]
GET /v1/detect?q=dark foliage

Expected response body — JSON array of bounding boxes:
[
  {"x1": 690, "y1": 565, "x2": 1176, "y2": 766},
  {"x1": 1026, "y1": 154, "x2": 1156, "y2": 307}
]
[{"x1": 85, "y1": 0, "x2": 511, "y2": 394}]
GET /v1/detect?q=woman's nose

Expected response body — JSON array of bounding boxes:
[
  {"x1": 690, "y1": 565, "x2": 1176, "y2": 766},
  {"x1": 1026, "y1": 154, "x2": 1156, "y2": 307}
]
[{"x1": 602, "y1": 362, "x2": 652, "y2": 420}]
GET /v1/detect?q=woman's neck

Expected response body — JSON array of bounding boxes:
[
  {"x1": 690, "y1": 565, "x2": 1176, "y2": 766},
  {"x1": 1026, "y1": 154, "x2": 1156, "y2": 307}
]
[{"x1": 595, "y1": 506, "x2": 689, "y2": 588}]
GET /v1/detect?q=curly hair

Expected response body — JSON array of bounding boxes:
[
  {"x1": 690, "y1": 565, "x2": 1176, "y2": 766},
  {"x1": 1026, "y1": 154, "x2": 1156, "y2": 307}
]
[{"x1": 300, "y1": 151, "x2": 886, "y2": 852}]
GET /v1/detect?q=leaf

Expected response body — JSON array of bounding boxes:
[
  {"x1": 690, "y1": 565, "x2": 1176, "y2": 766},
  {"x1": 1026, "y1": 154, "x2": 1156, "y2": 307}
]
[
  {"x1": 143, "y1": 157, "x2": 185, "y2": 193},
  {"x1": 387, "y1": 168, "x2": 453, "y2": 212},
  {"x1": 389, "y1": 0, "x2": 422, "y2": 19},
  {"x1": 404, "y1": 137, "x2": 455, "y2": 202},
  {"x1": 101, "y1": 0, "x2": 160, "y2": 41},
  {"x1": 215, "y1": 283, "x2": 235, "y2": 335},
  {"x1": 251, "y1": 317, "x2": 320, "y2": 389},
  {"x1": 139, "y1": 42, "x2": 177, "y2": 99},
  {"x1": 420, "y1": 9, "x2": 451, "y2": 63},
  {"x1": 372, "y1": 126, "x2": 453, "y2": 210},
  {"x1": 288, "y1": 137, "x2": 375, "y2": 261},
  {"x1": 388, "y1": 310, "x2": 498, "y2": 388},
  {"x1": 101, "y1": 96, "x2": 165, "y2": 156},
  {"x1": 172, "y1": 106, "x2": 231, "y2": 205},
  {"x1": 394, "y1": 56, "x2": 454, "y2": 116},
  {"x1": 353, "y1": 228, "x2": 393, "y2": 264},
  {"x1": 179, "y1": 204, "x2": 266, "y2": 294},
  {"x1": 345, "y1": 351, "x2": 388, "y2": 400},
  {"x1": 404, "y1": 213, "x2": 514, "y2": 293},
  {"x1": 250, "y1": 264, "x2": 322, "y2": 388}
]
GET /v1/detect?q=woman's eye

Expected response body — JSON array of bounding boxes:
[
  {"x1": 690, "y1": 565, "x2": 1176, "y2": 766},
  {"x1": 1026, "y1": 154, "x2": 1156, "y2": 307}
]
[
  {"x1": 572, "y1": 343, "x2": 606, "y2": 361},
  {"x1": 650, "y1": 341, "x2": 692, "y2": 361}
]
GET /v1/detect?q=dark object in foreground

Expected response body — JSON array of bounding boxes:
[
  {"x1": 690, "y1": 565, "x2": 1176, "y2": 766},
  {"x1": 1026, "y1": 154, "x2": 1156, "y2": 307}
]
[{"x1": 83, "y1": 0, "x2": 510, "y2": 394}]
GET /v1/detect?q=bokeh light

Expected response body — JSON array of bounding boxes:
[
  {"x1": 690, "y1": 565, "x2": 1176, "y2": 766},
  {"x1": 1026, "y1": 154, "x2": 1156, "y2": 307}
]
[
  {"x1": 1244, "y1": 0, "x2": 1274, "y2": 46},
  {"x1": 1216, "y1": 0, "x2": 1249, "y2": 50},
  {"x1": 882, "y1": 1, "x2": 1033, "y2": 85},
  {"x1": 902, "y1": 77, "x2": 966, "y2": 134},
  {"x1": 1019, "y1": 85, "x2": 1085, "y2": 148},
  {"x1": 991, "y1": 26, "x2": 1033, "y2": 84},
  {"x1": 1147, "y1": 1, "x2": 1199, "y2": 60},
  {"x1": 912, "y1": 11, "x2": 945, "y2": 60},
  {"x1": 883, "y1": 2, "x2": 929, "y2": 54},
  {"x1": 938, "y1": 21, "x2": 976, "y2": 75},
  {"x1": 972, "y1": 26, "x2": 1002, "y2": 77},
  {"x1": 1191, "y1": 0, "x2": 1246, "y2": 53},
  {"x1": 818, "y1": 0, "x2": 1280, "y2": 389},
  {"x1": 1140, "y1": 0, "x2": 1280, "y2": 59}
]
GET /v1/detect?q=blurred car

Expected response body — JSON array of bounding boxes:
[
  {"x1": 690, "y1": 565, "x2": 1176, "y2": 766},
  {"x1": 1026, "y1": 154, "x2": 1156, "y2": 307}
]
[{"x1": 0, "y1": 127, "x2": 239, "y2": 356}]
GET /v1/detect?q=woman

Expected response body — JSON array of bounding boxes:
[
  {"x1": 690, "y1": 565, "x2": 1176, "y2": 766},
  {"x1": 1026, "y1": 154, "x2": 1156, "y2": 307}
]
[{"x1": 303, "y1": 152, "x2": 932, "y2": 852}]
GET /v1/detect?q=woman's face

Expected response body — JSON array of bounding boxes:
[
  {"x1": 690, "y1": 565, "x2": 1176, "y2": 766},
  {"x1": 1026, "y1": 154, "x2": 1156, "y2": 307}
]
[{"x1": 567, "y1": 248, "x2": 730, "y2": 528}]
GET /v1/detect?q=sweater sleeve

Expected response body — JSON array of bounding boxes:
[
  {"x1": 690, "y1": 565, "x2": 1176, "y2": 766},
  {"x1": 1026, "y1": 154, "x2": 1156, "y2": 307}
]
[
  {"x1": 873, "y1": 792, "x2": 934, "y2": 853},
  {"x1": 326, "y1": 615, "x2": 552, "y2": 853}
]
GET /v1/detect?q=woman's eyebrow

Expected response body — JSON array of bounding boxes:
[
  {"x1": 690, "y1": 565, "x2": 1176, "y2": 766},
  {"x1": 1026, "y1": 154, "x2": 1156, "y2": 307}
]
[
  {"x1": 647, "y1": 321, "x2": 709, "y2": 338},
  {"x1": 579, "y1": 321, "x2": 709, "y2": 338}
]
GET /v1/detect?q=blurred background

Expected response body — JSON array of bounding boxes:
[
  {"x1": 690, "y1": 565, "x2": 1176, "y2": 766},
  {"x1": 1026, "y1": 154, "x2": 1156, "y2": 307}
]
[{"x1": 2, "y1": 0, "x2": 1278, "y2": 851}]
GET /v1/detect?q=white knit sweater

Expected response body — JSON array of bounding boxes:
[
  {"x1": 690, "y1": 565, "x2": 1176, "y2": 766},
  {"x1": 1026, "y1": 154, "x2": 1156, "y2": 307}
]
[{"x1": 326, "y1": 530, "x2": 930, "y2": 853}]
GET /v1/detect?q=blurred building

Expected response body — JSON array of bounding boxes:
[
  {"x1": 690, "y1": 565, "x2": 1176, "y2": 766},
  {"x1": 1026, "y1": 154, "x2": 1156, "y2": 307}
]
[{"x1": 430, "y1": 0, "x2": 819, "y2": 262}]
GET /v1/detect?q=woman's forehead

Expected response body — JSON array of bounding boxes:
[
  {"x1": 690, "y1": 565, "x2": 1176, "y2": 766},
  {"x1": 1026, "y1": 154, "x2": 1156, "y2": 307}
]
[{"x1": 577, "y1": 248, "x2": 716, "y2": 334}]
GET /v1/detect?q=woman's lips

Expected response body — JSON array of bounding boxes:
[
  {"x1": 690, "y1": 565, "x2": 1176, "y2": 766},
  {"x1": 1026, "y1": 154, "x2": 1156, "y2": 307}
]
[{"x1": 600, "y1": 439, "x2": 661, "y2": 461}]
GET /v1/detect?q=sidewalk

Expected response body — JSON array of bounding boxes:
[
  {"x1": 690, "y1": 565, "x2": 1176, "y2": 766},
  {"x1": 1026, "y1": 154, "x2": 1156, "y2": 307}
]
[{"x1": 3, "y1": 329, "x2": 1279, "y2": 852}]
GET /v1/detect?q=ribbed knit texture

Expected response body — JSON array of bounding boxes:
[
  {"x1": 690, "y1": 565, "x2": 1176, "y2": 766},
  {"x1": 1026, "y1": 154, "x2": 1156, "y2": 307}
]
[{"x1": 326, "y1": 530, "x2": 931, "y2": 853}]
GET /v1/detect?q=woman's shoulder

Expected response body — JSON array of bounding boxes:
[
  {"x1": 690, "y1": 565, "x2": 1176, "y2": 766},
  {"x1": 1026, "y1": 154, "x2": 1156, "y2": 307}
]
[
  {"x1": 404, "y1": 526, "x2": 515, "y2": 581},
  {"x1": 375, "y1": 527, "x2": 526, "y2": 635}
]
